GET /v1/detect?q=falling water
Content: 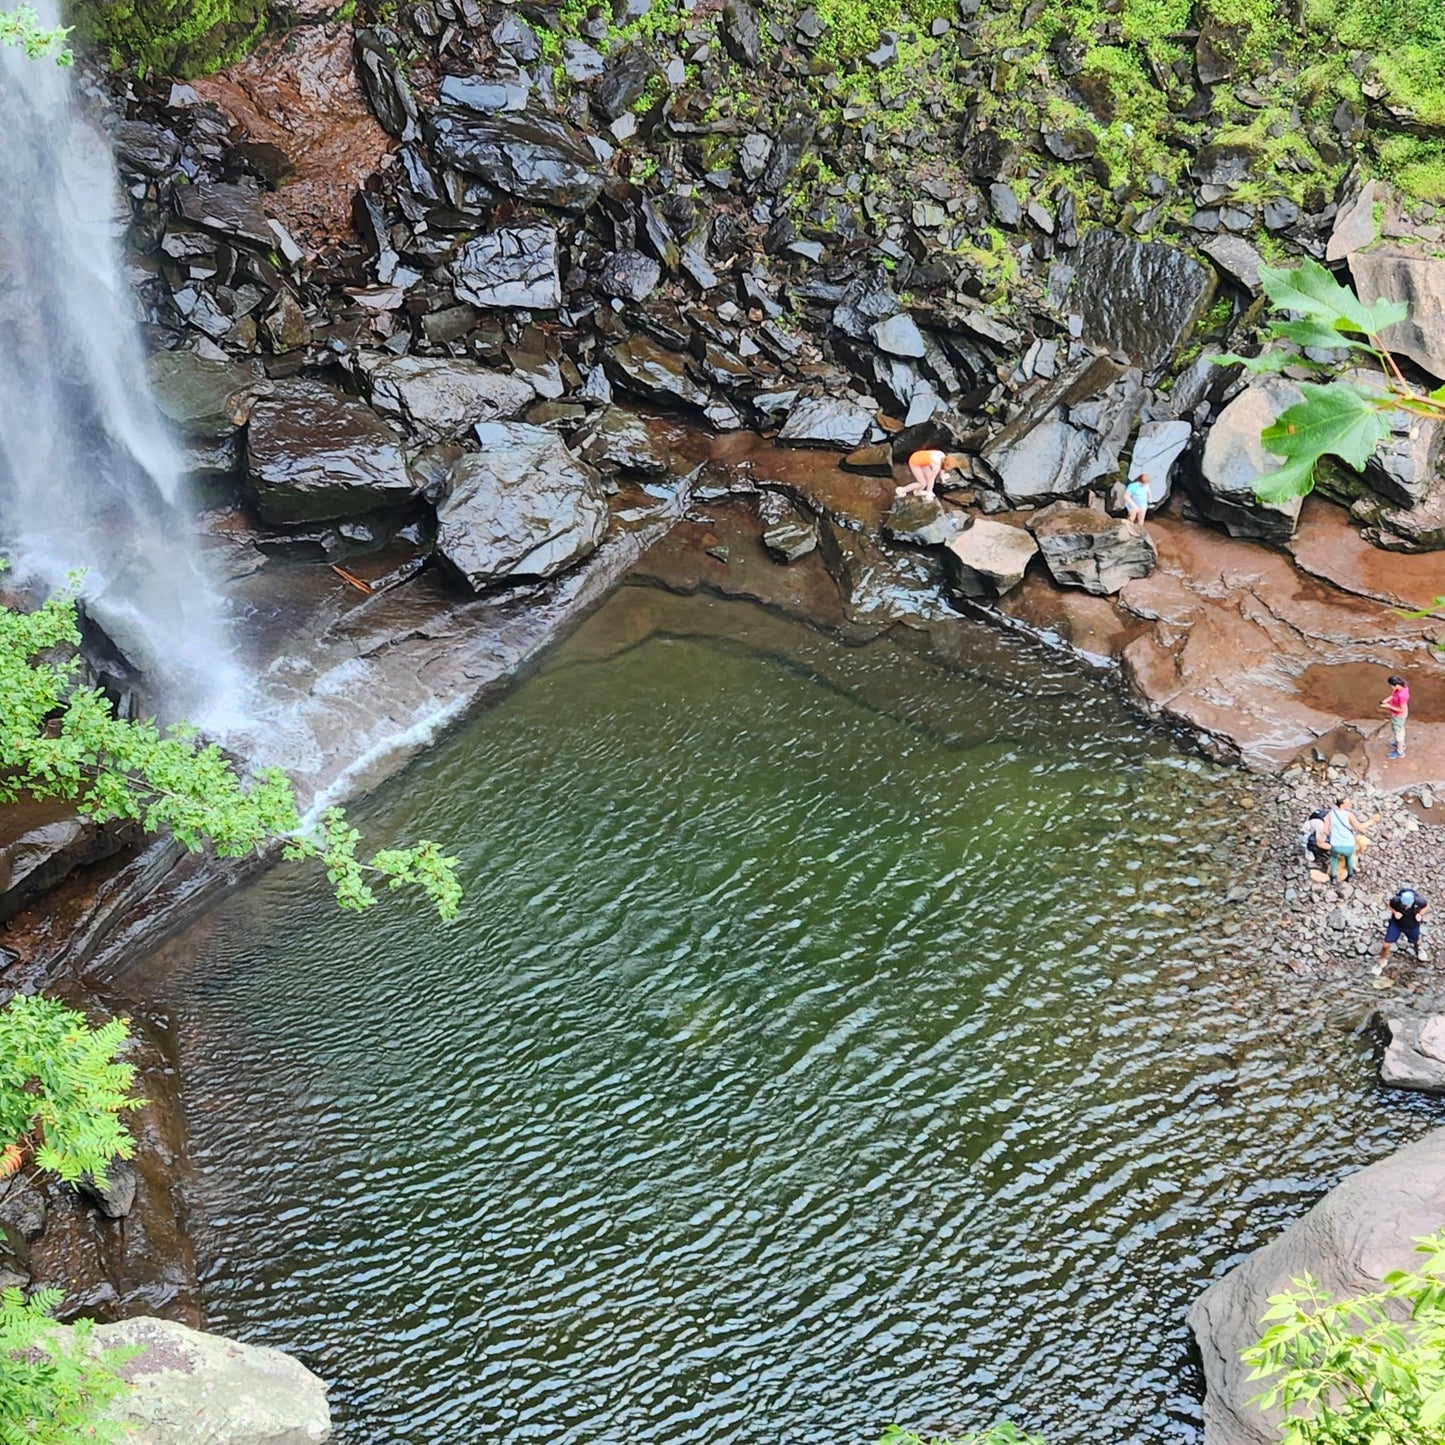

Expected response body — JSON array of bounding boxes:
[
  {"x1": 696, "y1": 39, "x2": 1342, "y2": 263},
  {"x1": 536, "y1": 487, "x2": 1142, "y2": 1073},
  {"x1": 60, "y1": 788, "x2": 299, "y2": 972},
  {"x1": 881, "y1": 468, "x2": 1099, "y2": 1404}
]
[{"x1": 0, "y1": 14, "x2": 238, "y2": 723}]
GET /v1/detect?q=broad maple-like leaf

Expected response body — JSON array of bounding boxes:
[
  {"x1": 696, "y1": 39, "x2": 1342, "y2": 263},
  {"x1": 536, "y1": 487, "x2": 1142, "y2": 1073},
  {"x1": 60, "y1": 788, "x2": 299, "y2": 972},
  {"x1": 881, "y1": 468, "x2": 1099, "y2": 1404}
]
[
  {"x1": 1254, "y1": 381, "x2": 1391, "y2": 502},
  {"x1": 1259, "y1": 259, "x2": 1409, "y2": 337},
  {"x1": 1270, "y1": 317, "x2": 1377, "y2": 352}
]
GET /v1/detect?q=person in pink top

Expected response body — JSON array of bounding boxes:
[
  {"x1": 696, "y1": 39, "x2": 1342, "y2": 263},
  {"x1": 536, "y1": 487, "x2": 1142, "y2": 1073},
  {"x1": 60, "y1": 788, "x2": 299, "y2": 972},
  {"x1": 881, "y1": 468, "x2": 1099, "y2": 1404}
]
[{"x1": 1380, "y1": 673, "x2": 1410, "y2": 759}]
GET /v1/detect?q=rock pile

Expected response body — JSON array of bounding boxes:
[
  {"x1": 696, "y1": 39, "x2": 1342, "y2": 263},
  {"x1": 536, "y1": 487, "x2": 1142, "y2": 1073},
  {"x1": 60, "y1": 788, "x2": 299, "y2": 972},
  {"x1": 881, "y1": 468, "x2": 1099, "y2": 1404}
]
[
  {"x1": 76, "y1": 0, "x2": 1445, "y2": 621},
  {"x1": 1243, "y1": 765, "x2": 1444, "y2": 980}
]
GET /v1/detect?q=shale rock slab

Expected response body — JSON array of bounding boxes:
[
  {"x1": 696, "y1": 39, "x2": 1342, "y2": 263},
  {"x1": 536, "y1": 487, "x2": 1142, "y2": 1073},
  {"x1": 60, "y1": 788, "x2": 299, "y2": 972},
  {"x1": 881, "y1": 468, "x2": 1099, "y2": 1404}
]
[
  {"x1": 452, "y1": 225, "x2": 561, "y2": 309},
  {"x1": 92, "y1": 1316, "x2": 331, "y2": 1444},
  {"x1": 1198, "y1": 375, "x2": 1305, "y2": 540},
  {"x1": 1189, "y1": 1129, "x2": 1445, "y2": 1445},
  {"x1": 246, "y1": 380, "x2": 415, "y2": 524},
  {"x1": 943, "y1": 518, "x2": 1038, "y2": 597},
  {"x1": 1074, "y1": 231, "x2": 1215, "y2": 371},
  {"x1": 1349, "y1": 247, "x2": 1445, "y2": 382},
  {"x1": 359, "y1": 356, "x2": 535, "y2": 442},
  {"x1": 436, "y1": 421, "x2": 609, "y2": 590},
  {"x1": 425, "y1": 106, "x2": 605, "y2": 211},
  {"x1": 1027, "y1": 502, "x2": 1157, "y2": 595}
]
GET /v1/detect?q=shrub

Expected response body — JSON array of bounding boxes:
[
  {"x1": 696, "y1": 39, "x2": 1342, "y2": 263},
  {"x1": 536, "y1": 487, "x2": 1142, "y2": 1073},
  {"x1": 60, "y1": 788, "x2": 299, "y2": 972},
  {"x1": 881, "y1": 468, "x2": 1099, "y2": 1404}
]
[
  {"x1": 0, "y1": 572, "x2": 461, "y2": 921},
  {"x1": 0, "y1": 1288, "x2": 135, "y2": 1445},
  {"x1": 0, "y1": 995, "x2": 139, "y2": 1187}
]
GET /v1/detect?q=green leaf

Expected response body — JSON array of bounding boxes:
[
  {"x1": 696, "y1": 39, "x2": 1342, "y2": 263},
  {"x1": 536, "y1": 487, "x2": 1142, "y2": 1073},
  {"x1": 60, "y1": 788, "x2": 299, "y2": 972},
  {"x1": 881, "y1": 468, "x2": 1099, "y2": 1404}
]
[
  {"x1": 1253, "y1": 452, "x2": 1321, "y2": 505},
  {"x1": 1270, "y1": 318, "x2": 1377, "y2": 354},
  {"x1": 1216, "y1": 349, "x2": 1297, "y2": 373},
  {"x1": 1259, "y1": 259, "x2": 1410, "y2": 337},
  {"x1": 1420, "y1": 1385, "x2": 1445, "y2": 1426}
]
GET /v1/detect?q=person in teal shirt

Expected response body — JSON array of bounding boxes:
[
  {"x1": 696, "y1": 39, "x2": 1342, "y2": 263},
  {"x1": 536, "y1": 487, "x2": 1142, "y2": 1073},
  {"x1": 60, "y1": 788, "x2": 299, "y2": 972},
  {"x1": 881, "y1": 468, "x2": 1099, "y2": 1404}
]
[{"x1": 1124, "y1": 472, "x2": 1151, "y2": 527}]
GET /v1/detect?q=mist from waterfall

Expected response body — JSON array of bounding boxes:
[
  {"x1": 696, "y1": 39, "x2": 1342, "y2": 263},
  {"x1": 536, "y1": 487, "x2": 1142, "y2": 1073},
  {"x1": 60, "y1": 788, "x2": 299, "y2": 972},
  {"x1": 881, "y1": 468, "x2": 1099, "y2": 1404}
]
[{"x1": 0, "y1": 15, "x2": 240, "y2": 725}]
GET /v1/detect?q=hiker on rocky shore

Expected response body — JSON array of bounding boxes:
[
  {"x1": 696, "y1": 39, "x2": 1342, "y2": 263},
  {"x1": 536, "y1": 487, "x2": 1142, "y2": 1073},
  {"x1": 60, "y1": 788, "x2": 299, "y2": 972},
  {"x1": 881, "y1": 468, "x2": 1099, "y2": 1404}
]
[
  {"x1": 1376, "y1": 887, "x2": 1430, "y2": 973},
  {"x1": 897, "y1": 448, "x2": 966, "y2": 499},
  {"x1": 1124, "y1": 473, "x2": 1152, "y2": 529},
  {"x1": 1325, "y1": 795, "x2": 1373, "y2": 883},
  {"x1": 1380, "y1": 674, "x2": 1410, "y2": 759}
]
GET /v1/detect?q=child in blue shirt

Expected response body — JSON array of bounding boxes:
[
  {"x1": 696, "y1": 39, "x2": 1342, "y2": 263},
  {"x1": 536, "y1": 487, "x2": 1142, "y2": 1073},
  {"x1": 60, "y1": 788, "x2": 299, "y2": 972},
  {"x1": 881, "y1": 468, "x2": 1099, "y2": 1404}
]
[{"x1": 1124, "y1": 472, "x2": 1152, "y2": 527}]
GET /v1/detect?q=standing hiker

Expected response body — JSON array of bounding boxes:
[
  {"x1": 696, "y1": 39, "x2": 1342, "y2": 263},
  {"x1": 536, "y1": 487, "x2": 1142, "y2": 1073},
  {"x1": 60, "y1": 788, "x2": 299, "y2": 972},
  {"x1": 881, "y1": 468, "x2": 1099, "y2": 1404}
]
[
  {"x1": 1325, "y1": 795, "x2": 1371, "y2": 883},
  {"x1": 1375, "y1": 887, "x2": 1429, "y2": 973},
  {"x1": 1124, "y1": 473, "x2": 1152, "y2": 528},
  {"x1": 897, "y1": 449, "x2": 965, "y2": 499},
  {"x1": 1380, "y1": 673, "x2": 1410, "y2": 759}
]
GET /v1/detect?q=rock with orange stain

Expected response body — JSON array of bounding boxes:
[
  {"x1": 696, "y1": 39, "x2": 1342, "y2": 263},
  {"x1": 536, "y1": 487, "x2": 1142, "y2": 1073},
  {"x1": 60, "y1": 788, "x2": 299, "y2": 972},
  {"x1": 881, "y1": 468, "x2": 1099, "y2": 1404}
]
[{"x1": 192, "y1": 24, "x2": 392, "y2": 253}]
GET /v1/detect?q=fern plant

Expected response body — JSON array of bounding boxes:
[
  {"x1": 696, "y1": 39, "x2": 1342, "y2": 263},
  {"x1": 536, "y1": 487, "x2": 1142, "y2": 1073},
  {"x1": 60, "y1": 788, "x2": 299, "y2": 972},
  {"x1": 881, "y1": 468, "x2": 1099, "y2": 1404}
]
[
  {"x1": 0, "y1": 995, "x2": 139, "y2": 1187},
  {"x1": 0, "y1": 1289, "x2": 135, "y2": 1445}
]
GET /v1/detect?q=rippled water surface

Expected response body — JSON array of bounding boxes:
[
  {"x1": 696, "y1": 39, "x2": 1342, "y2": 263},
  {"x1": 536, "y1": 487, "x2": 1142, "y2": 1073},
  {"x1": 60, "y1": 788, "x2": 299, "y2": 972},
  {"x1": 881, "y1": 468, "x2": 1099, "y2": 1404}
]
[{"x1": 147, "y1": 587, "x2": 1443, "y2": 1445}]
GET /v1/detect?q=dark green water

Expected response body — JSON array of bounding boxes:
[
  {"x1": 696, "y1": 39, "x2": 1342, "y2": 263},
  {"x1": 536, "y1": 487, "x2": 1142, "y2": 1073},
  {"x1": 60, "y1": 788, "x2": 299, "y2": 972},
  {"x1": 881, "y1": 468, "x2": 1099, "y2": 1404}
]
[{"x1": 143, "y1": 587, "x2": 1441, "y2": 1445}]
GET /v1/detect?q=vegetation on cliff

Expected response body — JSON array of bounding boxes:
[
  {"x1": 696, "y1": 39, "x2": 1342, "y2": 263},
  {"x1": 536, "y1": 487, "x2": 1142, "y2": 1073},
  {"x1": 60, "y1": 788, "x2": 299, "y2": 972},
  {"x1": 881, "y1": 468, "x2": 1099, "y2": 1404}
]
[
  {"x1": 0, "y1": 574, "x2": 461, "y2": 920},
  {"x1": 1244, "y1": 1230, "x2": 1445, "y2": 1445},
  {"x1": 0, "y1": 995, "x2": 138, "y2": 1186},
  {"x1": 67, "y1": 0, "x2": 264, "y2": 75}
]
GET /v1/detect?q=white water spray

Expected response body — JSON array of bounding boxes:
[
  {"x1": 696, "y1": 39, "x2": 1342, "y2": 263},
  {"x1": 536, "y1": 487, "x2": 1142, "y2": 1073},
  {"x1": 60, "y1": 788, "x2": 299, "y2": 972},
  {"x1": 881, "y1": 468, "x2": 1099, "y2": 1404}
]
[{"x1": 0, "y1": 15, "x2": 241, "y2": 724}]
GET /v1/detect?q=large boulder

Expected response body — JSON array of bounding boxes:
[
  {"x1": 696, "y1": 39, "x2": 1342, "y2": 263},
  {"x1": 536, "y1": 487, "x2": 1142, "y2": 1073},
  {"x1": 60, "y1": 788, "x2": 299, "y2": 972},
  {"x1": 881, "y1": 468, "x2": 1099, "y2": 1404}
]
[
  {"x1": 91, "y1": 1316, "x2": 331, "y2": 1444},
  {"x1": 1349, "y1": 246, "x2": 1445, "y2": 382},
  {"x1": 1026, "y1": 501, "x2": 1157, "y2": 594},
  {"x1": 147, "y1": 352, "x2": 273, "y2": 438},
  {"x1": 777, "y1": 395, "x2": 875, "y2": 449},
  {"x1": 577, "y1": 407, "x2": 670, "y2": 475},
  {"x1": 451, "y1": 225, "x2": 561, "y2": 309},
  {"x1": 425, "y1": 107, "x2": 606, "y2": 212},
  {"x1": 1197, "y1": 375, "x2": 1305, "y2": 540},
  {"x1": 1073, "y1": 231, "x2": 1216, "y2": 371},
  {"x1": 982, "y1": 356, "x2": 1145, "y2": 503},
  {"x1": 943, "y1": 518, "x2": 1039, "y2": 597},
  {"x1": 245, "y1": 380, "x2": 415, "y2": 524},
  {"x1": 1188, "y1": 1129, "x2": 1445, "y2": 1445},
  {"x1": 1380, "y1": 1015, "x2": 1445, "y2": 1092},
  {"x1": 435, "y1": 421, "x2": 609, "y2": 590},
  {"x1": 1127, "y1": 418, "x2": 1193, "y2": 504},
  {"x1": 358, "y1": 356, "x2": 535, "y2": 442},
  {"x1": 605, "y1": 334, "x2": 740, "y2": 426}
]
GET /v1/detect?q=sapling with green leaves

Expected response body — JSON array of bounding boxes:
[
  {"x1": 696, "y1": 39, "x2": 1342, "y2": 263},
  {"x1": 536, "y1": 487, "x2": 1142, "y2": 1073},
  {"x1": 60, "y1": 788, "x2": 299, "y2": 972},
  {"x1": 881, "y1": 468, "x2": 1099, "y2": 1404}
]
[
  {"x1": 0, "y1": 995, "x2": 138, "y2": 1187},
  {"x1": 1216, "y1": 259, "x2": 1445, "y2": 504},
  {"x1": 0, "y1": 573, "x2": 461, "y2": 920},
  {"x1": 1242, "y1": 1229, "x2": 1445, "y2": 1445},
  {"x1": 0, "y1": 3, "x2": 71, "y2": 61},
  {"x1": 0, "y1": 1288, "x2": 135, "y2": 1444}
]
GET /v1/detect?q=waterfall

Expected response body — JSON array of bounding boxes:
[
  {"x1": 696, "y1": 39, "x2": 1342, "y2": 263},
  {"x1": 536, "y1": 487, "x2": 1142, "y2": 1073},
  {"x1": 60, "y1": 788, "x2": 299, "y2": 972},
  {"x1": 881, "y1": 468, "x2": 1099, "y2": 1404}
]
[{"x1": 0, "y1": 14, "x2": 239, "y2": 724}]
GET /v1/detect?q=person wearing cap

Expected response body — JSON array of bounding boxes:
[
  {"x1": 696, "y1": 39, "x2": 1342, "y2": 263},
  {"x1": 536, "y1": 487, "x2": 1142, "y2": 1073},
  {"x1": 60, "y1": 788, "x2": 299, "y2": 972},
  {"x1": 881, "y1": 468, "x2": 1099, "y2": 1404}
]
[{"x1": 1376, "y1": 887, "x2": 1430, "y2": 973}]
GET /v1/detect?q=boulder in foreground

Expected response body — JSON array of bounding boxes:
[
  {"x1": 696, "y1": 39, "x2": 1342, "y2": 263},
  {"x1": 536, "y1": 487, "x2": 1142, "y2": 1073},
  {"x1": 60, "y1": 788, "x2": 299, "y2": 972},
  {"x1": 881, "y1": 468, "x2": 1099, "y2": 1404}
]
[
  {"x1": 1188, "y1": 1128, "x2": 1445, "y2": 1445},
  {"x1": 943, "y1": 518, "x2": 1038, "y2": 597},
  {"x1": 93, "y1": 1316, "x2": 331, "y2": 1444}
]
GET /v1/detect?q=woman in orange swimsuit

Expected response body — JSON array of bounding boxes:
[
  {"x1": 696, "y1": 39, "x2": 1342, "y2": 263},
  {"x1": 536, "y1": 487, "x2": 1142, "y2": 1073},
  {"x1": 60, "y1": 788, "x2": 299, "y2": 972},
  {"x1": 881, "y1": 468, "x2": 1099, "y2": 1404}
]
[{"x1": 897, "y1": 448, "x2": 965, "y2": 498}]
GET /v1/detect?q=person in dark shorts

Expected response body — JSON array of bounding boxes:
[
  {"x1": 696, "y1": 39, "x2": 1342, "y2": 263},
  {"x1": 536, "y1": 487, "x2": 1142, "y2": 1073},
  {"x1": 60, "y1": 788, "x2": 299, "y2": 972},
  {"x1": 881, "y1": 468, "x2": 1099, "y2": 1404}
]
[{"x1": 1375, "y1": 888, "x2": 1430, "y2": 974}]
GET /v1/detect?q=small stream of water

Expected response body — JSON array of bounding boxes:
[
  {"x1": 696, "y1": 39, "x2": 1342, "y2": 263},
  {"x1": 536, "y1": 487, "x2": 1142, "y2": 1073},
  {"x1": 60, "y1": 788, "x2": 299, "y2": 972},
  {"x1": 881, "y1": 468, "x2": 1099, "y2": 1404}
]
[{"x1": 137, "y1": 587, "x2": 1445, "y2": 1444}]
